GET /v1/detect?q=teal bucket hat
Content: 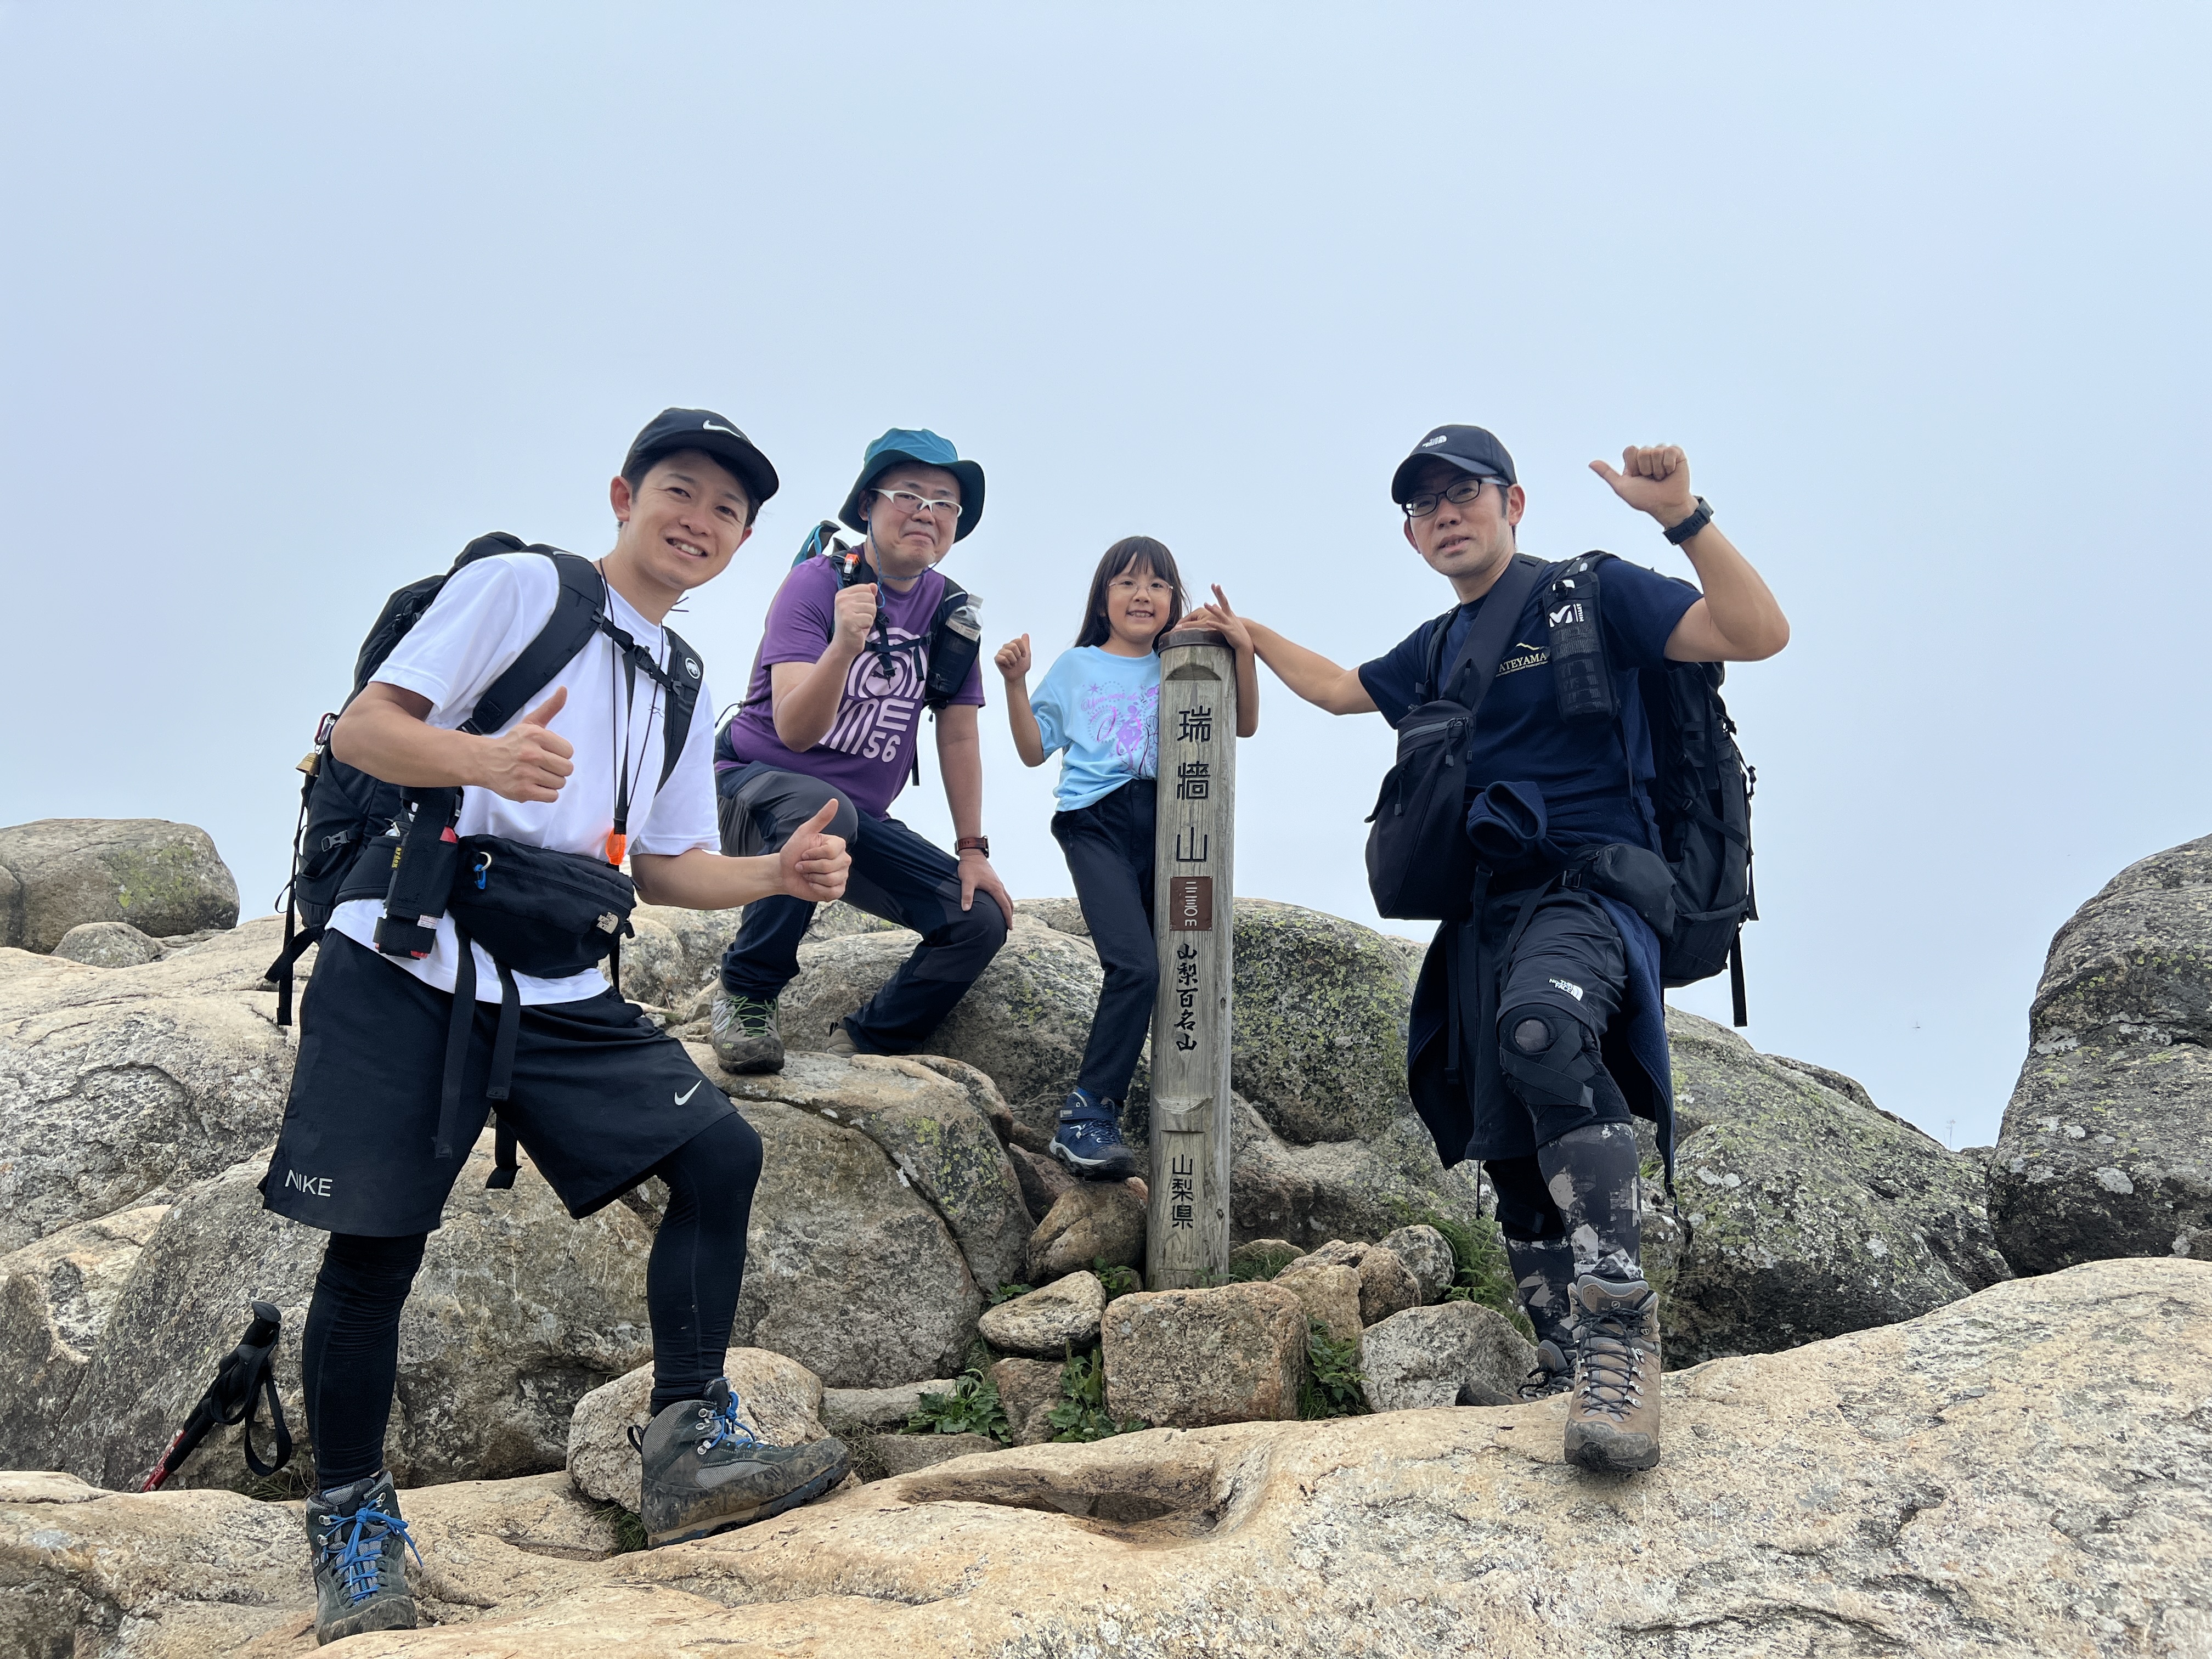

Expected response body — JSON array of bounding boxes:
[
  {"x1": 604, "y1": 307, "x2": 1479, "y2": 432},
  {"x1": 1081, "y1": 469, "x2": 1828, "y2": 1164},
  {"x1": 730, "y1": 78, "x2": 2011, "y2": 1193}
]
[{"x1": 838, "y1": 428, "x2": 986, "y2": 542}]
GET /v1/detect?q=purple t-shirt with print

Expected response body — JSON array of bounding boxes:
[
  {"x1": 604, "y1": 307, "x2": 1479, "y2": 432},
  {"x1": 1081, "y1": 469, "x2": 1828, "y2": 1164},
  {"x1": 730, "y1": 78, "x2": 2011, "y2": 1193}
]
[{"x1": 719, "y1": 556, "x2": 985, "y2": 819}]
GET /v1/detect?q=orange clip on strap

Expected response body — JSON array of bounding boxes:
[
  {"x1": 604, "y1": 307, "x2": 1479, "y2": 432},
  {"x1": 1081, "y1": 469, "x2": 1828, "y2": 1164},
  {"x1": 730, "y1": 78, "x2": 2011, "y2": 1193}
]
[{"x1": 605, "y1": 831, "x2": 628, "y2": 867}]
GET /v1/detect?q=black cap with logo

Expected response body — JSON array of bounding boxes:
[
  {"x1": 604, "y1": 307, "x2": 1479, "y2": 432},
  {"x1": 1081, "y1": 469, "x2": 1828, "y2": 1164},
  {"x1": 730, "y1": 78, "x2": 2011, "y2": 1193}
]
[
  {"x1": 1390, "y1": 424, "x2": 1517, "y2": 503},
  {"x1": 624, "y1": 408, "x2": 780, "y2": 510}
]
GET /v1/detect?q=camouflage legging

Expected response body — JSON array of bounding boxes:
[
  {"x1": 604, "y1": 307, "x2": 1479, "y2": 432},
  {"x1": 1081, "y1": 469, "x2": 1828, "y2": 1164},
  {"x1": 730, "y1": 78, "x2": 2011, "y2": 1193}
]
[{"x1": 1491, "y1": 1120, "x2": 1644, "y2": 1353}]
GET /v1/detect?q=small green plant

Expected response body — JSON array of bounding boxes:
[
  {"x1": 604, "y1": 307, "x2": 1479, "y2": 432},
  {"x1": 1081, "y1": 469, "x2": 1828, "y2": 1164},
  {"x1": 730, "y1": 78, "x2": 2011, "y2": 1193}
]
[
  {"x1": 1046, "y1": 1345, "x2": 1146, "y2": 1442},
  {"x1": 1417, "y1": 1210, "x2": 1535, "y2": 1339},
  {"x1": 989, "y1": 1282, "x2": 1035, "y2": 1305},
  {"x1": 1298, "y1": 1319, "x2": 1370, "y2": 1420},
  {"x1": 1093, "y1": 1258, "x2": 1141, "y2": 1300},
  {"x1": 1227, "y1": 1243, "x2": 1302, "y2": 1283},
  {"x1": 599, "y1": 1503, "x2": 648, "y2": 1554},
  {"x1": 904, "y1": 1367, "x2": 1012, "y2": 1444}
]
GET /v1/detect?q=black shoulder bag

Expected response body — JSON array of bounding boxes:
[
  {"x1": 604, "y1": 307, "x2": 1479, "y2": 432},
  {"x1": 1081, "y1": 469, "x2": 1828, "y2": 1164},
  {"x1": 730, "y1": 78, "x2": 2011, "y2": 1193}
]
[{"x1": 1364, "y1": 554, "x2": 1549, "y2": 921}]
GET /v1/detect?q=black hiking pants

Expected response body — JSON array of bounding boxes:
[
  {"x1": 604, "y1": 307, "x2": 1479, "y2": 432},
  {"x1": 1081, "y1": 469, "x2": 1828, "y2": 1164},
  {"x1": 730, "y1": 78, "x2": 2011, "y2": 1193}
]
[
  {"x1": 1052, "y1": 778, "x2": 1158, "y2": 1104},
  {"x1": 715, "y1": 761, "x2": 1009, "y2": 1052}
]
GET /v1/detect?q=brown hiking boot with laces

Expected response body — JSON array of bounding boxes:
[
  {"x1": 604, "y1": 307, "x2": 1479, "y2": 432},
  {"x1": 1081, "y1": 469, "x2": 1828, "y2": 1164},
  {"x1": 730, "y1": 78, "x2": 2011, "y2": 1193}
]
[{"x1": 1562, "y1": 1275, "x2": 1662, "y2": 1472}]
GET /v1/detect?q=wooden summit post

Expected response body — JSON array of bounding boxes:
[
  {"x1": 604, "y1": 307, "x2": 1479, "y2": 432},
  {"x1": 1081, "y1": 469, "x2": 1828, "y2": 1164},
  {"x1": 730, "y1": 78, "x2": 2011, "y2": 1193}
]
[{"x1": 1147, "y1": 627, "x2": 1235, "y2": 1290}]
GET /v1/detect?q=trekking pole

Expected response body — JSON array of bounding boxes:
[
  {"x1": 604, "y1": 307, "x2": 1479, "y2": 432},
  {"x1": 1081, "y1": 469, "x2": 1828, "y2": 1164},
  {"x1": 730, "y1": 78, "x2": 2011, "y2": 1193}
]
[
  {"x1": 1146, "y1": 627, "x2": 1236, "y2": 1290},
  {"x1": 138, "y1": 1301, "x2": 292, "y2": 1491}
]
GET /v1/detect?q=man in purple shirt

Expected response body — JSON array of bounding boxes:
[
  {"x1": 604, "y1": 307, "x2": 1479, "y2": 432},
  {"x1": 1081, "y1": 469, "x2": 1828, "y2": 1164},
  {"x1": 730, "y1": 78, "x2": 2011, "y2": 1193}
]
[{"x1": 709, "y1": 428, "x2": 1012, "y2": 1071}]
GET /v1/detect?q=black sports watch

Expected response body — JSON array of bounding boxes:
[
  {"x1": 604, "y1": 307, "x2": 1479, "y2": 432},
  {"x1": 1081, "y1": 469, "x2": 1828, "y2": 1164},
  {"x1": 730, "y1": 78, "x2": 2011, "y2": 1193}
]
[{"x1": 1663, "y1": 497, "x2": 1714, "y2": 545}]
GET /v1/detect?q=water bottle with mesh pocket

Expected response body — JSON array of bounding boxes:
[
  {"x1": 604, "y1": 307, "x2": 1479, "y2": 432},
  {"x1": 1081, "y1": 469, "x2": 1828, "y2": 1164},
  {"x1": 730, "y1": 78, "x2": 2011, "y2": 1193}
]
[{"x1": 1546, "y1": 556, "x2": 1615, "y2": 726}]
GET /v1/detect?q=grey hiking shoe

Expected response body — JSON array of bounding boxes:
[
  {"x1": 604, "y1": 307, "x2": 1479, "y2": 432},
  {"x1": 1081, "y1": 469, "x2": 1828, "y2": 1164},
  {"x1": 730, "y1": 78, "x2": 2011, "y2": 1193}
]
[
  {"x1": 1562, "y1": 1275, "x2": 1662, "y2": 1472},
  {"x1": 636, "y1": 1376, "x2": 852, "y2": 1548},
  {"x1": 709, "y1": 991, "x2": 783, "y2": 1074},
  {"x1": 305, "y1": 1470, "x2": 420, "y2": 1645},
  {"x1": 821, "y1": 1022, "x2": 860, "y2": 1058},
  {"x1": 1517, "y1": 1338, "x2": 1575, "y2": 1402}
]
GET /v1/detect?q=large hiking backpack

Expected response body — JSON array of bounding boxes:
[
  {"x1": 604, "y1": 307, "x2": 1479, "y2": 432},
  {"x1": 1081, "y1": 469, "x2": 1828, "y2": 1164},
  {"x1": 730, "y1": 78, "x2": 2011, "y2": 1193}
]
[
  {"x1": 267, "y1": 532, "x2": 704, "y2": 1025},
  {"x1": 1536, "y1": 552, "x2": 1757, "y2": 1018},
  {"x1": 1381, "y1": 550, "x2": 1758, "y2": 1023}
]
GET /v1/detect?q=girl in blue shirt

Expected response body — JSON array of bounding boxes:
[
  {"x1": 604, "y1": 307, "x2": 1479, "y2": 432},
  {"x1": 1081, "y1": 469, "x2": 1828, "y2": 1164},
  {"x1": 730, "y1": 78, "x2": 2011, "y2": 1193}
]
[{"x1": 997, "y1": 537, "x2": 1259, "y2": 1178}]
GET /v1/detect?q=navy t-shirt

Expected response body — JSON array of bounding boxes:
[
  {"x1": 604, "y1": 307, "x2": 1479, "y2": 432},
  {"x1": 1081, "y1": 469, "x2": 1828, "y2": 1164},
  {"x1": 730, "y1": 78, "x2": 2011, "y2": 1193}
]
[{"x1": 1357, "y1": 558, "x2": 1700, "y2": 851}]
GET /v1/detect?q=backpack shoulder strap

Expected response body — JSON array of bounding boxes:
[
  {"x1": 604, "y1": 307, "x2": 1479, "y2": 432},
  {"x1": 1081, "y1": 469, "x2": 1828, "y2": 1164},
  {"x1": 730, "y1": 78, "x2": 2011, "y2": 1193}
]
[
  {"x1": 1415, "y1": 605, "x2": 1460, "y2": 703},
  {"x1": 458, "y1": 550, "x2": 603, "y2": 737},
  {"x1": 654, "y1": 624, "x2": 706, "y2": 791},
  {"x1": 1436, "y1": 554, "x2": 1548, "y2": 708}
]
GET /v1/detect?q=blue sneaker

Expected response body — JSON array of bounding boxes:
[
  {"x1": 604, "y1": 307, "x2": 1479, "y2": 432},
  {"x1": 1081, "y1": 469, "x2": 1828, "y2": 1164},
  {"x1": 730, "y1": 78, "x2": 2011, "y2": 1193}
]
[{"x1": 1050, "y1": 1091, "x2": 1138, "y2": 1181}]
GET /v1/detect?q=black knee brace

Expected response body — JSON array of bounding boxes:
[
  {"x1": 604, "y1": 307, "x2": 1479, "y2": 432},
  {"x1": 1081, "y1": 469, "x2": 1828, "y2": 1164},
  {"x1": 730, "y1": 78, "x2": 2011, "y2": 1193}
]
[{"x1": 1498, "y1": 1003, "x2": 1603, "y2": 1115}]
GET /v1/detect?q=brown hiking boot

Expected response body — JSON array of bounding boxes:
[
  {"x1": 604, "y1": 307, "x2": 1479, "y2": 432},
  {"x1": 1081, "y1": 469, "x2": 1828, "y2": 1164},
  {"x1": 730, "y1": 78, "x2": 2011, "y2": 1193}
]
[{"x1": 1562, "y1": 1275, "x2": 1662, "y2": 1472}]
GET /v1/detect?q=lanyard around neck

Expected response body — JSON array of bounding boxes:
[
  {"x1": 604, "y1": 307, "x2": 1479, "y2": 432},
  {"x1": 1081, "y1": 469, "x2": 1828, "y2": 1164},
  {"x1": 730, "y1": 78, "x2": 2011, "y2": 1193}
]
[{"x1": 599, "y1": 567, "x2": 662, "y2": 867}]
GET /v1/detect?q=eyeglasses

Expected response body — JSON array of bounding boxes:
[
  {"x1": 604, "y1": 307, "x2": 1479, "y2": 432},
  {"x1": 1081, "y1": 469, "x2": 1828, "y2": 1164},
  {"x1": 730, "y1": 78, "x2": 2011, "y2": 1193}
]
[
  {"x1": 871, "y1": 488, "x2": 962, "y2": 521},
  {"x1": 1401, "y1": 476, "x2": 1501, "y2": 520}
]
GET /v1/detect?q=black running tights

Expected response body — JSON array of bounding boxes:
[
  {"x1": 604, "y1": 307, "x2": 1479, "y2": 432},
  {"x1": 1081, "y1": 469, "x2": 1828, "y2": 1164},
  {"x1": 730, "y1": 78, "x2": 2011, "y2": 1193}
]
[{"x1": 303, "y1": 1110, "x2": 764, "y2": 1492}]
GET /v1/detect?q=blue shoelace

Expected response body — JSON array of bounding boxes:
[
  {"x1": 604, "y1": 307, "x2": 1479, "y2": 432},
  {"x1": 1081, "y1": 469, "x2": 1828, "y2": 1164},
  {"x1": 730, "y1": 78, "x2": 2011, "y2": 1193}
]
[
  {"x1": 321, "y1": 1504, "x2": 423, "y2": 1606},
  {"x1": 698, "y1": 1384, "x2": 763, "y2": 1456}
]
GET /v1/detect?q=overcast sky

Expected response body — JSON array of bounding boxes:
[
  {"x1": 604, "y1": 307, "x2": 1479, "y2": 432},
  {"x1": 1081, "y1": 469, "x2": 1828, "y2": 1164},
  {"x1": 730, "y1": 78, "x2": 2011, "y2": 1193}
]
[{"x1": 3, "y1": 4, "x2": 2205, "y2": 1148}]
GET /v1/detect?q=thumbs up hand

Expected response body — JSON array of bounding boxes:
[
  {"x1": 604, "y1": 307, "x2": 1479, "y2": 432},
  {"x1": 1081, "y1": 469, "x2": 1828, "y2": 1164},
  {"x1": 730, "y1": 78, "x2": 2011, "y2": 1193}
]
[
  {"x1": 1590, "y1": 444, "x2": 1696, "y2": 528},
  {"x1": 780, "y1": 798, "x2": 851, "y2": 901},
  {"x1": 478, "y1": 686, "x2": 575, "y2": 803}
]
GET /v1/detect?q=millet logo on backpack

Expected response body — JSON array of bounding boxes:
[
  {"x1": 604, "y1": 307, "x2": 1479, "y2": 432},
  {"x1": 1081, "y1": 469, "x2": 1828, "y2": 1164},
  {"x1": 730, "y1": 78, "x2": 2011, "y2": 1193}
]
[
  {"x1": 684, "y1": 658, "x2": 701, "y2": 680},
  {"x1": 284, "y1": 1170, "x2": 333, "y2": 1198}
]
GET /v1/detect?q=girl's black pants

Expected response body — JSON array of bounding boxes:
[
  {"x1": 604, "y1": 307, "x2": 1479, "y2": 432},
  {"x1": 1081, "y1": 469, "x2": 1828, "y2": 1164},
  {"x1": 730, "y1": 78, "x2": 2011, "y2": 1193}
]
[{"x1": 1051, "y1": 780, "x2": 1159, "y2": 1105}]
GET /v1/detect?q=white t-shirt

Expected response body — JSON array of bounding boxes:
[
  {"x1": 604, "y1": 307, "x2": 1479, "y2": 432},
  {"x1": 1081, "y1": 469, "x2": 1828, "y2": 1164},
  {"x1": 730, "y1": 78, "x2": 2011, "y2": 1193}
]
[{"x1": 328, "y1": 552, "x2": 720, "y2": 1005}]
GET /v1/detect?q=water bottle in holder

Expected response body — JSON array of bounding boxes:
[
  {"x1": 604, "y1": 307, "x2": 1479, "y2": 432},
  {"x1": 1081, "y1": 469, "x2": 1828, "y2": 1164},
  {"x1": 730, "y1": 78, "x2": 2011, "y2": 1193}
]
[{"x1": 1546, "y1": 555, "x2": 1615, "y2": 726}]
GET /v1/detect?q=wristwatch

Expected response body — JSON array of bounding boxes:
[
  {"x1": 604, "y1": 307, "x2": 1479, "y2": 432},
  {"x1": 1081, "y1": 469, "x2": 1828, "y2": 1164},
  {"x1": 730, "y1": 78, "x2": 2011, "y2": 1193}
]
[
  {"x1": 956, "y1": 836, "x2": 991, "y2": 857},
  {"x1": 1663, "y1": 497, "x2": 1714, "y2": 545}
]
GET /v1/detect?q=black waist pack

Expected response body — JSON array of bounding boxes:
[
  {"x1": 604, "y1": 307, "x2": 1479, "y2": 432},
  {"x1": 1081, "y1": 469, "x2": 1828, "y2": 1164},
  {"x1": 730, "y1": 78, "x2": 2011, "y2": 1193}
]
[
  {"x1": 1365, "y1": 556, "x2": 1549, "y2": 921},
  {"x1": 446, "y1": 836, "x2": 635, "y2": 978},
  {"x1": 1562, "y1": 841, "x2": 1678, "y2": 940}
]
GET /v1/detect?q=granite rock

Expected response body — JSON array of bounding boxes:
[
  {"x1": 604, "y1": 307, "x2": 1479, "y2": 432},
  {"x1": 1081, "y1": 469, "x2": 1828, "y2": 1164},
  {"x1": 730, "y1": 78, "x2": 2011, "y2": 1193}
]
[
  {"x1": 0, "y1": 817, "x2": 239, "y2": 953},
  {"x1": 1989, "y1": 833, "x2": 2212, "y2": 1271},
  {"x1": 1101, "y1": 1281, "x2": 1306, "y2": 1427}
]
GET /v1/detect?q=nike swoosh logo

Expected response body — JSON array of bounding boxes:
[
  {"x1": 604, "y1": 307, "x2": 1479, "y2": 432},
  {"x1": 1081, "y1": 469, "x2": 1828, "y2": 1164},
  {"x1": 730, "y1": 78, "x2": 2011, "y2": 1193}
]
[
  {"x1": 702, "y1": 421, "x2": 744, "y2": 437},
  {"x1": 675, "y1": 1081, "x2": 703, "y2": 1104}
]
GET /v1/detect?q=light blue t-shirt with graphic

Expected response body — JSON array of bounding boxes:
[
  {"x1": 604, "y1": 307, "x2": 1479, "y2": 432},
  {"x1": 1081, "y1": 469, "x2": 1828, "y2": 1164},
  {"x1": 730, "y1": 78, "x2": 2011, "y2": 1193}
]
[{"x1": 1031, "y1": 646, "x2": 1161, "y2": 812}]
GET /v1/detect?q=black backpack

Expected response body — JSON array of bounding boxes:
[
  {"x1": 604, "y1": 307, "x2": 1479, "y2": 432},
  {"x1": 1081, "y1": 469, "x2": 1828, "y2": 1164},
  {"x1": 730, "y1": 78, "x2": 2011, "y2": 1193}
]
[
  {"x1": 1369, "y1": 551, "x2": 1758, "y2": 1023},
  {"x1": 267, "y1": 533, "x2": 704, "y2": 1025}
]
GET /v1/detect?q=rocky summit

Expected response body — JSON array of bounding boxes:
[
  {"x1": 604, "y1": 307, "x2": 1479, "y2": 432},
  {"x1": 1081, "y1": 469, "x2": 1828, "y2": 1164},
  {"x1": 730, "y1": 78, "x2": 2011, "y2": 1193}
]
[
  {"x1": 3, "y1": 1259, "x2": 2205, "y2": 1657},
  {"x1": 3, "y1": 819, "x2": 2208, "y2": 1654}
]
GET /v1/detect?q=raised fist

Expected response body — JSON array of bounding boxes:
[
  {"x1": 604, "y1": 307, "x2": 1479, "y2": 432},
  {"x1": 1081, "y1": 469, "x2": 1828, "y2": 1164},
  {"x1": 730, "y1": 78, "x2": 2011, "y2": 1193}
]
[{"x1": 832, "y1": 583, "x2": 879, "y2": 652}]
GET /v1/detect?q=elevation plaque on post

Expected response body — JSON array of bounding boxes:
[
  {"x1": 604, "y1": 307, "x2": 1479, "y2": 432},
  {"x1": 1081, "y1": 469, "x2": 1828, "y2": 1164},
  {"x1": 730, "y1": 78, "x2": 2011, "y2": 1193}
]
[{"x1": 1147, "y1": 626, "x2": 1235, "y2": 1290}]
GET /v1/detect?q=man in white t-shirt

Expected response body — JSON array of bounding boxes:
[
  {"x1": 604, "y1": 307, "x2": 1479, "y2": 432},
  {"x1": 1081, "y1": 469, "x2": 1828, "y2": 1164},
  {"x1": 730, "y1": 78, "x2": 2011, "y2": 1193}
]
[{"x1": 260, "y1": 409, "x2": 855, "y2": 1646}]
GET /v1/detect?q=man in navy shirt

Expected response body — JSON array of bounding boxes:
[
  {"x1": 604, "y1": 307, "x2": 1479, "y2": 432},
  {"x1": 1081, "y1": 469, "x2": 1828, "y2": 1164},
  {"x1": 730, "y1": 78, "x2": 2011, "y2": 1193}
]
[{"x1": 1202, "y1": 424, "x2": 1787, "y2": 1474}]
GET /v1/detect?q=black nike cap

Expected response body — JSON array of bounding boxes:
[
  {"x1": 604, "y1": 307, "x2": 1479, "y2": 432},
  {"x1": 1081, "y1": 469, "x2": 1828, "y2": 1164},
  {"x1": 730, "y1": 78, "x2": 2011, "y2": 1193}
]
[
  {"x1": 1389, "y1": 424, "x2": 1517, "y2": 503},
  {"x1": 623, "y1": 408, "x2": 780, "y2": 509}
]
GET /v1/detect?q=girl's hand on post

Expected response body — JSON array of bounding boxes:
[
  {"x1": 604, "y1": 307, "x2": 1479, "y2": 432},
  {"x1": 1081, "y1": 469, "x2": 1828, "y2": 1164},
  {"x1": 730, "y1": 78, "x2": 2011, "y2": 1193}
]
[{"x1": 995, "y1": 634, "x2": 1032, "y2": 680}]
